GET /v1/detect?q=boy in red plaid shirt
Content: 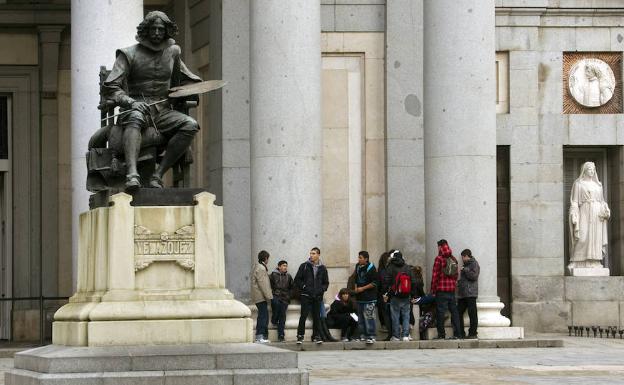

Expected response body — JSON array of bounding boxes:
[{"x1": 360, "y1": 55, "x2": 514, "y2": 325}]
[{"x1": 430, "y1": 239, "x2": 461, "y2": 339}]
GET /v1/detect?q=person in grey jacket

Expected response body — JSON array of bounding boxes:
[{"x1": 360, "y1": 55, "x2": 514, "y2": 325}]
[
  {"x1": 251, "y1": 250, "x2": 273, "y2": 343},
  {"x1": 457, "y1": 249, "x2": 480, "y2": 339}
]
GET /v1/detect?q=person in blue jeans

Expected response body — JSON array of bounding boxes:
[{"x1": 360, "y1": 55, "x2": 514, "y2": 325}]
[
  {"x1": 270, "y1": 260, "x2": 293, "y2": 342},
  {"x1": 383, "y1": 250, "x2": 418, "y2": 341},
  {"x1": 250, "y1": 250, "x2": 272, "y2": 343},
  {"x1": 353, "y1": 250, "x2": 378, "y2": 344}
]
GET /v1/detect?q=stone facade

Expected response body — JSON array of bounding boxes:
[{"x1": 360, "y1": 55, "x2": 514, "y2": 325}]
[{"x1": 0, "y1": 0, "x2": 623, "y2": 341}]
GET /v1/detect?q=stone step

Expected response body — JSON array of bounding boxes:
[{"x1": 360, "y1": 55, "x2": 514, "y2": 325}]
[
  {"x1": 7, "y1": 367, "x2": 308, "y2": 385},
  {"x1": 13, "y1": 343, "x2": 298, "y2": 374},
  {"x1": 275, "y1": 338, "x2": 563, "y2": 351}
]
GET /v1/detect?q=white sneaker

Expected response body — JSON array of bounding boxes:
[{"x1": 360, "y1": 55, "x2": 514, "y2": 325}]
[
  {"x1": 402, "y1": 337, "x2": 410, "y2": 342},
  {"x1": 341, "y1": 338, "x2": 349, "y2": 342},
  {"x1": 365, "y1": 338, "x2": 375, "y2": 344},
  {"x1": 255, "y1": 338, "x2": 270, "y2": 344},
  {"x1": 408, "y1": 335, "x2": 414, "y2": 341},
  {"x1": 390, "y1": 336, "x2": 400, "y2": 341}
]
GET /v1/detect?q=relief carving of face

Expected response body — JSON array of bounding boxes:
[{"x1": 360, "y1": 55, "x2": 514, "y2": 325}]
[{"x1": 568, "y1": 58, "x2": 615, "y2": 108}]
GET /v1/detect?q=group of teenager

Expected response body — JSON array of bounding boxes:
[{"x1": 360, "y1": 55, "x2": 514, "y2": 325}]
[{"x1": 250, "y1": 239, "x2": 480, "y2": 344}]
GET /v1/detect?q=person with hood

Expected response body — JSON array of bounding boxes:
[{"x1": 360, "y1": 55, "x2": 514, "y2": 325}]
[
  {"x1": 294, "y1": 247, "x2": 329, "y2": 344},
  {"x1": 250, "y1": 250, "x2": 272, "y2": 343},
  {"x1": 327, "y1": 288, "x2": 358, "y2": 341},
  {"x1": 430, "y1": 239, "x2": 461, "y2": 339},
  {"x1": 270, "y1": 260, "x2": 293, "y2": 342},
  {"x1": 383, "y1": 250, "x2": 418, "y2": 341},
  {"x1": 457, "y1": 248, "x2": 480, "y2": 339},
  {"x1": 353, "y1": 250, "x2": 378, "y2": 344}
]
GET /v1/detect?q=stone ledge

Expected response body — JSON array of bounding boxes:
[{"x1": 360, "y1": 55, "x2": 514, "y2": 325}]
[
  {"x1": 7, "y1": 344, "x2": 307, "y2": 385},
  {"x1": 277, "y1": 338, "x2": 562, "y2": 351},
  {"x1": 14, "y1": 343, "x2": 298, "y2": 373}
]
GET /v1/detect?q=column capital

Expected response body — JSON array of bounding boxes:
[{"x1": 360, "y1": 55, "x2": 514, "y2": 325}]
[{"x1": 37, "y1": 25, "x2": 65, "y2": 43}]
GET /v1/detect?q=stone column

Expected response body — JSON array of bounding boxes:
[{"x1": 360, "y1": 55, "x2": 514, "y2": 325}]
[
  {"x1": 70, "y1": 0, "x2": 143, "y2": 289},
  {"x1": 249, "y1": 1, "x2": 322, "y2": 268},
  {"x1": 423, "y1": 0, "x2": 511, "y2": 330}
]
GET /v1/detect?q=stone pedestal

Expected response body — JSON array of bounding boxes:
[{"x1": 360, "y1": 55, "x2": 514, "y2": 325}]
[
  {"x1": 570, "y1": 267, "x2": 610, "y2": 276},
  {"x1": 53, "y1": 190, "x2": 252, "y2": 346},
  {"x1": 6, "y1": 343, "x2": 307, "y2": 385}
]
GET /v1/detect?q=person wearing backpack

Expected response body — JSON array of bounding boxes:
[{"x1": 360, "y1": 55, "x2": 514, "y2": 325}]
[
  {"x1": 383, "y1": 250, "x2": 417, "y2": 341},
  {"x1": 457, "y1": 248, "x2": 480, "y2": 339},
  {"x1": 353, "y1": 250, "x2": 378, "y2": 344},
  {"x1": 430, "y1": 239, "x2": 461, "y2": 340}
]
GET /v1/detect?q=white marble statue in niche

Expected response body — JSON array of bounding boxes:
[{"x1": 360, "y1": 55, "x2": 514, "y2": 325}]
[
  {"x1": 568, "y1": 58, "x2": 615, "y2": 107},
  {"x1": 568, "y1": 161, "x2": 610, "y2": 271}
]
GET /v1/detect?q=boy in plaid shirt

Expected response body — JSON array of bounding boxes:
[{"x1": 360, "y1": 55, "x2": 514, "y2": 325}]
[{"x1": 430, "y1": 239, "x2": 461, "y2": 339}]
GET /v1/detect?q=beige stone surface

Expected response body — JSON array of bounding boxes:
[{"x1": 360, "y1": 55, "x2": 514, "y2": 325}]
[
  {"x1": 0, "y1": 33, "x2": 38, "y2": 65},
  {"x1": 87, "y1": 318, "x2": 253, "y2": 346},
  {"x1": 53, "y1": 192, "x2": 252, "y2": 346}
]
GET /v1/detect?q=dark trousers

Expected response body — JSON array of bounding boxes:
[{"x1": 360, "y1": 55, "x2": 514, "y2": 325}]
[
  {"x1": 297, "y1": 295, "x2": 321, "y2": 338},
  {"x1": 458, "y1": 297, "x2": 478, "y2": 337},
  {"x1": 327, "y1": 316, "x2": 358, "y2": 339},
  {"x1": 255, "y1": 301, "x2": 269, "y2": 339},
  {"x1": 435, "y1": 291, "x2": 461, "y2": 338},
  {"x1": 271, "y1": 298, "x2": 289, "y2": 338}
]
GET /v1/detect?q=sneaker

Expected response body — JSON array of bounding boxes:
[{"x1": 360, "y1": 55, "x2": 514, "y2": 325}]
[
  {"x1": 402, "y1": 337, "x2": 410, "y2": 342},
  {"x1": 448, "y1": 336, "x2": 459, "y2": 340},
  {"x1": 390, "y1": 336, "x2": 401, "y2": 341},
  {"x1": 365, "y1": 338, "x2": 374, "y2": 344},
  {"x1": 465, "y1": 335, "x2": 478, "y2": 339},
  {"x1": 314, "y1": 336, "x2": 323, "y2": 344},
  {"x1": 296, "y1": 335, "x2": 304, "y2": 344},
  {"x1": 341, "y1": 338, "x2": 350, "y2": 342},
  {"x1": 408, "y1": 335, "x2": 414, "y2": 341},
  {"x1": 434, "y1": 336, "x2": 445, "y2": 340},
  {"x1": 255, "y1": 338, "x2": 270, "y2": 344},
  {"x1": 277, "y1": 336, "x2": 285, "y2": 342}
]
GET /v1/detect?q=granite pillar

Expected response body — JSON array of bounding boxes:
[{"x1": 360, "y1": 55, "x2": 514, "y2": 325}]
[
  {"x1": 70, "y1": 0, "x2": 143, "y2": 290},
  {"x1": 423, "y1": 0, "x2": 512, "y2": 330},
  {"x1": 249, "y1": 1, "x2": 322, "y2": 268}
]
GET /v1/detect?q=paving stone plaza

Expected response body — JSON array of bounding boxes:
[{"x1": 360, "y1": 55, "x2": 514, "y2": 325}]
[{"x1": 0, "y1": 336, "x2": 622, "y2": 384}]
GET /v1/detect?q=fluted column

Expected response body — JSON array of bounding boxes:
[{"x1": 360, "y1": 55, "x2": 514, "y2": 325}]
[
  {"x1": 424, "y1": 0, "x2": 509, "y2": 327},
  {"x1": 249, "y1": 1, "x2": 322, "y2": 268},
  {"x1": 70, "y1": 0, "x2": 143, "y2": 289}
]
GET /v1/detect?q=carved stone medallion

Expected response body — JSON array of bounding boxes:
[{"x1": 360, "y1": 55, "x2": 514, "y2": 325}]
[
  {"x1": 568, "y1": 58, "x2": 615, "y2": 107},
  {"x1": 563, "y1": 52, "x2": 622, "y2": 114},
  {"x1": 134, "y1": 224, "x2": 195, "y2": 271}
]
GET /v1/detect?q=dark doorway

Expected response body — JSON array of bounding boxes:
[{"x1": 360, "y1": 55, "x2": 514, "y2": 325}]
[{"x1": 496, "y1": 146, "x2": 511, "y2": 318}]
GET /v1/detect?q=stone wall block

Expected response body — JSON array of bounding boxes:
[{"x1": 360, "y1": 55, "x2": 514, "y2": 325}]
[
  {"x1": 334, "y1": 4, "x2": 385, "y2": 32},
  {"x1": 572, "y1": 301, "x2": 620, "y2": 327},
  {"x1": 511, "y1": 257, "x2": 563, "y2": 276},
  {"x1": 568, "y1": 114, "x2": 617, "y2": 145},
  {"x1": 512, "y1": 301, "x2": 570, "y2": 332},
  {"x1": 538, "y1": 28, "x2": 576, "y2": 51},
  {"x1": 496, "y1": 26, "x2": 538, "y2": 50},
  {"x1": 538, "y1": 114, "x2": 567, "y2": 145},
  {"x1": 564, "y1": 277, "x2": 624, "y2": 301},
  {"x1": 575, "y1": 27, "x2": 611, "y2": 51},
  {"x1": 512, "y1": 276, "x2": 564, "y2": 302}
]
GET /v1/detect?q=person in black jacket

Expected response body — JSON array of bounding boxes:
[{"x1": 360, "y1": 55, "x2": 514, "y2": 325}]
[
  {"x1": 270, "y1": 260, "x2": 293, "y2": 342},
  {"x1": 294, "y1": 247, "x2": 329, "y2": 344},
  {"x1": 327, "y1": 288, "x2": 358, "y2": 341}
]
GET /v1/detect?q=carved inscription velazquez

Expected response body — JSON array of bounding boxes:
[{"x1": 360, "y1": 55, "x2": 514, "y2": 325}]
[{"x1": 134, "y1": 224, "x2": 195, "y2": 271}]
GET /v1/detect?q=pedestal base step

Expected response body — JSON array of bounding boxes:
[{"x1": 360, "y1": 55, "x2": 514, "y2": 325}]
[
  {"x1": 276, "y1": 338, "x2": 562, "y2": 351},
  {"x1": 425, "y1": 326, "x2": 524, "y2": 340},
  {"x1": 6, "y1": 343, "x2": 308, "y2": 385}
]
